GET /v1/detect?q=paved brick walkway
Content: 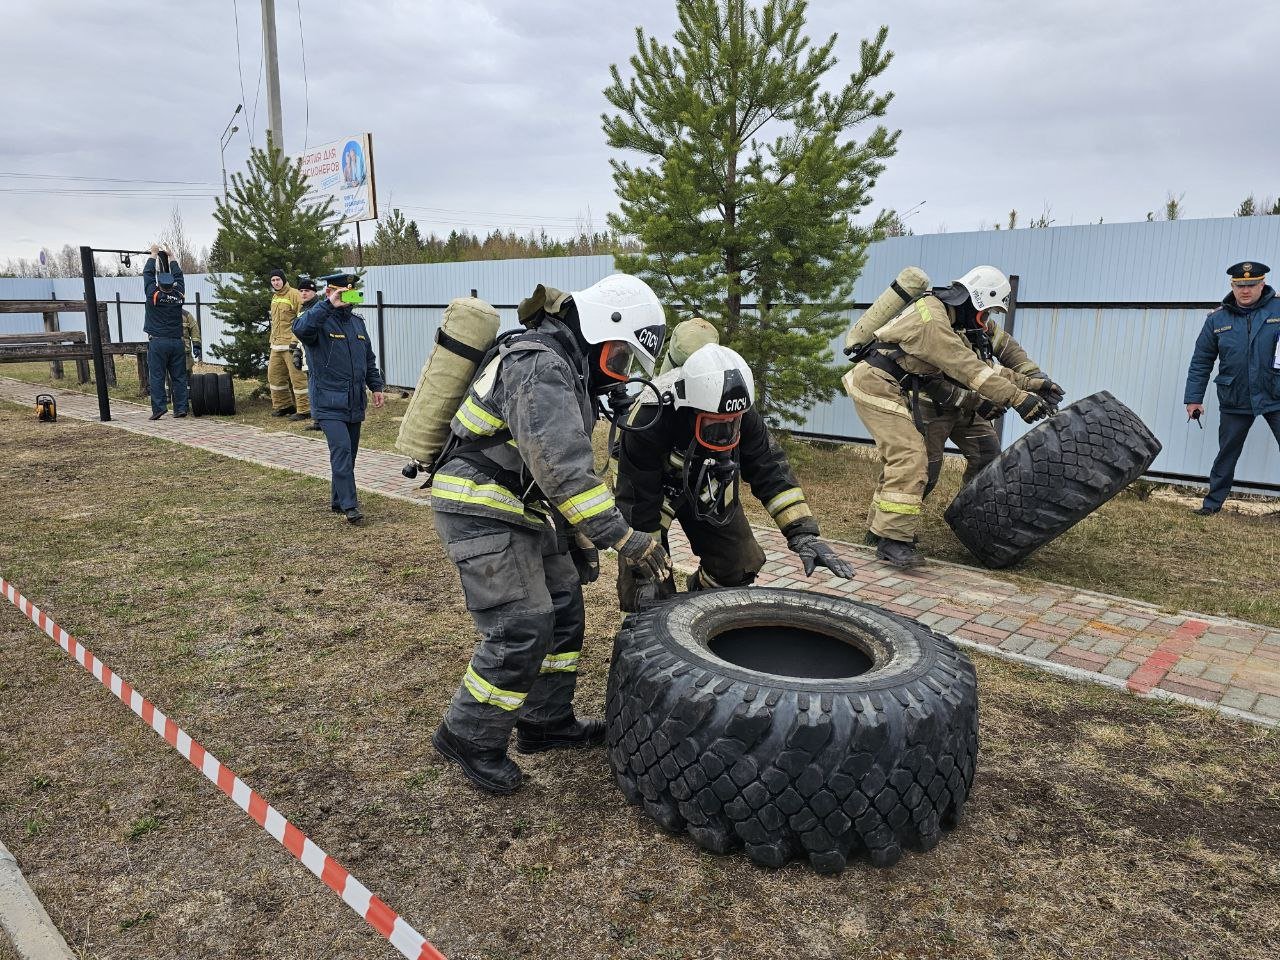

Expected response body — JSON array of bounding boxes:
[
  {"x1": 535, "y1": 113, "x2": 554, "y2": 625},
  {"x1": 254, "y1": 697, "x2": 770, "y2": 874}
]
[{"x1": 5, "y1": 377, "x2": 1279, "y2": 728}]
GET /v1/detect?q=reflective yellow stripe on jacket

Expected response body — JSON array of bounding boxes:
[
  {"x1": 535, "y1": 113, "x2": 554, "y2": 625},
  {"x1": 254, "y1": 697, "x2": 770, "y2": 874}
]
[
  {"x1": 764, "y1": 487, "x2": 813, "y2": 530},
  {"x1": 558, "y1": 483, "x2": 615, "y2": 524},
  {"x1": 432, "y1": 473, "x2": 540, "y2": 521},
  {"x1": 463, "y1": 665, "x2": 526, "y2": 711},
  {"x1": 456, "y1": 395, "x2": 506, "y2": 437}
]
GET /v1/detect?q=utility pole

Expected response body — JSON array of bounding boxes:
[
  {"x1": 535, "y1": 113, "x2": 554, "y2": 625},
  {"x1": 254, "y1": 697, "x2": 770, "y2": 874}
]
[{"x1": 261, "y1": 0, "x2": 284, "y2": 151}]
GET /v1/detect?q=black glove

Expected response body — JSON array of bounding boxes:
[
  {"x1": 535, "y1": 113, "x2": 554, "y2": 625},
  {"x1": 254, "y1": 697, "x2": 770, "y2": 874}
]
[
  {"x1": 290, "y1": 343, "x2": 304, "y2": 371},
  {"x1": 1028, "y1": 376, "x2": 1065, "y2": 406},
  {"x1": 615, "y1": 529, "x2": 671, "y2": 582},
  {"x1": 1013, "y1": 392, "x2": 1050, "y2": 424},
  {"x1": 569, "y1": 543, "x2": 600, "y2": 585},
  {"x1": 786, "y1": 533, "x2": 856, "y2": 579}
]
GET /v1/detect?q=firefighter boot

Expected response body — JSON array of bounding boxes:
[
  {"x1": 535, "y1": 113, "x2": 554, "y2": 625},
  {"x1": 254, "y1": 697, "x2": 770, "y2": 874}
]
[
  {"x1": 876, "y1": 536, "x2": 924, "y2": 569},
  {"x1": 513, "y1": 715, "x2": 606, "y2": 754},
  {"x1": 432, "y1": 723, "x2": 523, "y2": 795}
]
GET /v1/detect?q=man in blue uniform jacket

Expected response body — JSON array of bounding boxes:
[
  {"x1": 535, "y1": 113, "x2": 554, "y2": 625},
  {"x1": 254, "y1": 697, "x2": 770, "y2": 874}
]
[
  {"x1": 292, "y1": 272, "x2": 386, "y2": 523},
  {"x1": 143, "y1": 245, "x2": 188, "y2": 420},
  {"x1": 1183, "y1": 260, "x2": 1280, "y2": 515}
]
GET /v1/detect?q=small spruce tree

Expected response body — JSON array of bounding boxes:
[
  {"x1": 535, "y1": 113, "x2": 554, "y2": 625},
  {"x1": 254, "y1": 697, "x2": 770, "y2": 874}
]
[
  {"x1": 210, "y1": 139, "x2": 343, "y2": 379},
  {"x1": 604, "y1": 0, "x2": 898, "y2": 424}
]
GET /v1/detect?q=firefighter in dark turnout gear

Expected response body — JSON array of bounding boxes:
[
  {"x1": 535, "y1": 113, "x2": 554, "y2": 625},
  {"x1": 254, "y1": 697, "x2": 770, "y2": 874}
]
[
  {"x1": 429, "y1": 274, "x2": 672, "y2": 795},
  {"x1": 615, "y1": 342, "x2": 854, "y2": 611}
]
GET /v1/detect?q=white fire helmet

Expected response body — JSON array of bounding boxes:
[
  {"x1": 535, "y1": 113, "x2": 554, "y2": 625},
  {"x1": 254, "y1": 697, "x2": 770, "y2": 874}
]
[
  {"x1": 954, "y1": 265, "x2": 1011, "y2": 313},
  {"x1": 570, "y1": 274, "x2": 667, "y2": 374},
  {"x1": 670, "y1": 343, "x2": 755, "y2": 414}
]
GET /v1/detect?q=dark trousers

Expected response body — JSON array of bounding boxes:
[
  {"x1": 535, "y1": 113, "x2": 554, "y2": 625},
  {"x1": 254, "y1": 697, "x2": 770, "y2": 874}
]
[
  {"x1": 1205, "y1": 410, "x2": 1280, "y2": 509},
  {"x1": 319, "y1": 420, "x2": 362, "y2": 510},
  {"x1": 616, "y1": 501, "x2": 766, "y2": 611},
  {"x1": 922, "y1": 406, "x2": 1003, "y2": 494},
  {"x1": 435, "y1": 510, "x2": 584, "y2": 751},
  {"x1": 148, "y1": 338, "x2": 188, "y2": 416}
]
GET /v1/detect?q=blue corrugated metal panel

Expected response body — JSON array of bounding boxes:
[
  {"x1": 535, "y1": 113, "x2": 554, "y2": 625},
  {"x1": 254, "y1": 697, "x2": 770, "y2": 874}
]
[
  {"x1": 0, "y1": 279, "x2": 58, "y2": 335},
  {"x1": 1000, "y1": 307, "x2": 1279, "y2": 489},
  {"x1": 850, "y1": 216, "x2": 1280, "y2": 304}
]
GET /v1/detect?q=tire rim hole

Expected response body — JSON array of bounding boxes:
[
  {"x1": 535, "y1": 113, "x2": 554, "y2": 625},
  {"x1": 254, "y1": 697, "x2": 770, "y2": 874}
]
[{"x1": 707, "y1": 624, "x2": 875, "y2": 679}]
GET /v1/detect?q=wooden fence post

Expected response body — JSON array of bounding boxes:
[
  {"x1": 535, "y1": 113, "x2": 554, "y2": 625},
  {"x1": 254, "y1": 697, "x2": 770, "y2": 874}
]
[
  {"x1": 97, "y1": 302, "x2": 117, "y2": 387},
  {"x1": 42, "y1": 309, "x2": 63, "y2": 380}
]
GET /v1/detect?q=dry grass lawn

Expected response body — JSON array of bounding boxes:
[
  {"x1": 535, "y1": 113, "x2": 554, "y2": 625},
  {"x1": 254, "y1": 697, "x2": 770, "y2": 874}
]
[{"x1": 1, "y1": 405, "x2": 1278, "y2": 960}]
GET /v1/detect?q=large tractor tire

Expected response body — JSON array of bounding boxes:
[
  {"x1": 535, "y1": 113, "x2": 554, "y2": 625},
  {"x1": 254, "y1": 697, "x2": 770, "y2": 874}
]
[
  {"x1": 215, "y1": 373, "x2": 236, "y2": 415},
  {"x1": 944, "y1": 390, "x2": 1162, "y2": 568},
  {"x1": 606, "y1": 588, "x2": 979, "y2": 873}
]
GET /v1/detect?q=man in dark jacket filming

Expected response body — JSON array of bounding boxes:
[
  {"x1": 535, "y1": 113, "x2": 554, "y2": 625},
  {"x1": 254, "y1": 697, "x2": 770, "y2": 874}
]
[
  {"x1": 143, "y1": 245, "x2": 188, "y2": 420},
  {"x1": 1184, "y1": 260, "x2": 1280, "y2": 515},
  {"x1": 292, "y1": 272, "x2": 385, "y2": 523}
]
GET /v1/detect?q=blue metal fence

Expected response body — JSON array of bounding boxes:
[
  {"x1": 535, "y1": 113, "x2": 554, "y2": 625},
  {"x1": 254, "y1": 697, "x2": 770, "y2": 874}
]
[{"x1": 3, "y1": 217, "x2": 1278, "y2": 489}]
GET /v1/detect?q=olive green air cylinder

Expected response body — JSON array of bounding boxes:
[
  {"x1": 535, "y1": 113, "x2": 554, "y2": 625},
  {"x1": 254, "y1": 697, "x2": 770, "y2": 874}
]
[
  {"x1": 396, "y1": 296, "x2": 501, "y2": 467},
  {"x1": 843, "y1": 265, "x2": 931, "y2": 355}
]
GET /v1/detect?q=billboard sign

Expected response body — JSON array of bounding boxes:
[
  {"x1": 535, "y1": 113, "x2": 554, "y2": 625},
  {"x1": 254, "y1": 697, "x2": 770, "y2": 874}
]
[{"x1": 295, "y1": 133, "x2": 378, "y2": 223}]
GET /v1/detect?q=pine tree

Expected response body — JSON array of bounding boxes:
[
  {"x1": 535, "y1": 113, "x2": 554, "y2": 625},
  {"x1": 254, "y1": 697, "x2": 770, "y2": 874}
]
[
  {"x1": 209, "y1": 139, "x2": 343, "y2": 378},
  {"x1": 603, "y1": 0, "x2": 897, "y2": 423}
]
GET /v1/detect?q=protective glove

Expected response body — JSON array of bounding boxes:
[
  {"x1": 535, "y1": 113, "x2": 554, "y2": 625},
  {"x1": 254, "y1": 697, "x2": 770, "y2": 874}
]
[
  {"x1": 1013, "y1": 391, "x2": 1050, "y2": 424},
  {"x1": 786, "y1": 533, "x2": 856, "y2": 579},
  {"x1": 1026, "y1": 377, "x2": 1065, "y2": 406},
  {"x1": 570, "y1": 532, "x2": 600, "y2": 585},
  {"x1": 192, "y1": 341, "x2": 202, "y2": 361},
  {"x1": 149, "y1": 243, "x2": 159, "y2": 258},
  {"x1": 957, "y1": 390, "x2": 1006, "y2": 420},
  {"x1": 614, "y1": 529, "x2": 672, "y2": 582},
  {"x1": 290, "y1": 342, "x2": 304, "y2": 371}
]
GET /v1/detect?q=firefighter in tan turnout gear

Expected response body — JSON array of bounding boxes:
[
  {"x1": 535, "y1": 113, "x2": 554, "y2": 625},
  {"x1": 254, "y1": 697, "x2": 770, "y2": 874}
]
[
  {"x1": 846, "y1": 265, "x2": 1062, "y2": 569},
  {"x1": 266, "y1": 269, "x2": 311, "y2": 420},
  {"x1": 430, "y1": 274, "x2": 672, "y2": 796},
  {"x1": 916, "y1": 293, "x2": 1059, "y2": 491}
]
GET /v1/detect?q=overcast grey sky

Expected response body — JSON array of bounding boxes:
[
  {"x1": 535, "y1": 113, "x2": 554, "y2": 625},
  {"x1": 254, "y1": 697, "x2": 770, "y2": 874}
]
[{"x1": 4, "y1": 0, "x2": 1278, "y2": 263}]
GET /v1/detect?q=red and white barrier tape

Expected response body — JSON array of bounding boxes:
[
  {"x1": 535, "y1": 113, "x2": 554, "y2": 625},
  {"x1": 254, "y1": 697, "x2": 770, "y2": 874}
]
[{"x1": 0, "y1": 576, "x2": 446, "y2": 960}]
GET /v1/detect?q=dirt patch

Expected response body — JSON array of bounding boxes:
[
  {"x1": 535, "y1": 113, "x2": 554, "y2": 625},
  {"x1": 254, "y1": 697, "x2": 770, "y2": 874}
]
[{"x1": 0, "y1": 405, "x2": 1278, "y2": 960}]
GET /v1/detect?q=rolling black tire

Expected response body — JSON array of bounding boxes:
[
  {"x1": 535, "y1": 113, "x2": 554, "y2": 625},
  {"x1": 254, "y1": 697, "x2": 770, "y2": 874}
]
[
  {"x1": 189, "y1": 373, "x2": 207, "y2": 417},
  {"x1": 216, "y1": 373, "x2": 236, "y2": 415},
  {"x1": 944, "y1": 390, "x2": 1162, "y2": 568},
  {"x1": 605, "y1": 588, "x2": 979, "y2": 873},
  {"x1": 200, "y1": 373, "x2": 221, "y2": 416}
]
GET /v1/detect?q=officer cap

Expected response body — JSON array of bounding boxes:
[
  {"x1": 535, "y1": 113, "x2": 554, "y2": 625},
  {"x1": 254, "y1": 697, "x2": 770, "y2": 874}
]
[
  {"x1": 1227, "y1": 261, "x2": 1269, "y2": 284},
  {"x1": 297, "y1": 277, "x2": 317, "y2": 291},
  {"x1": 318, "y1": 271, "x2": 361, "y2": 288}
]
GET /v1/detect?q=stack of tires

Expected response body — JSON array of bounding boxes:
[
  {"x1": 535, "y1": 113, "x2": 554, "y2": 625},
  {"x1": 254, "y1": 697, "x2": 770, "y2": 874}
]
[{"x1": 189, "y1": 372, "x2": 237, "y2": 417}]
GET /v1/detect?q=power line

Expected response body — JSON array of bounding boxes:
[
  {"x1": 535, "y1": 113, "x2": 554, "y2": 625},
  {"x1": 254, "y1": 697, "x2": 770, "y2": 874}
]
[
  {"x1": 0, "y1": 172, "x2": 218, "y2": 186},
  {"x1": 296, "y1": 0, "x2": 310, "y2": 148},
  {"x1": 247, "y1": 8, "x2": 265, "y2": 146},
  {"x1": 231, "y1": 0, "x2": 249, "y2": 124},
  {"x1": 0, "y1": 187, "x2": 215, "y2": 197}
]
